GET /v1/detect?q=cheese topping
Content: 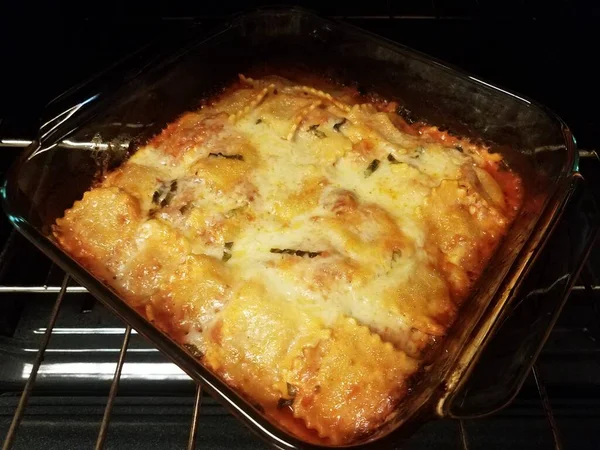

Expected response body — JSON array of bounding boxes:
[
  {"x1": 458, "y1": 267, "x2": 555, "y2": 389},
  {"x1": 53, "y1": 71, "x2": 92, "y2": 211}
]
[{"x1": 53, "y1": 75, "x2": 523, "y2": 445}]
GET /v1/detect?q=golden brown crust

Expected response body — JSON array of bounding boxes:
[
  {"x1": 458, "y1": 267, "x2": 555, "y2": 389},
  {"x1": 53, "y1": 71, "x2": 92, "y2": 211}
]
[
  {"x1": 53, "y1": 75, "x2": 523, "y2": 445},
  {"x1": 290, "y1": 317, "x2": 418, "y2": 443},
  {"x1": 53, "y1": 187, "x2": 142, "y2": 281}
]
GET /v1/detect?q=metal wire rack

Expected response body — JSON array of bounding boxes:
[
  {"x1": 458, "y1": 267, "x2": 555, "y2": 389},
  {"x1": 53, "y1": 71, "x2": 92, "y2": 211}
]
[
  {"x1": 1, "y1": 226, "x2": 591, "y2": 450},
  {"x1": 0, "y1": 219, "x2": 206, "y2": 450},
  {"x1": 0, "y1": 246, "x2": 204, "y2": 450}
]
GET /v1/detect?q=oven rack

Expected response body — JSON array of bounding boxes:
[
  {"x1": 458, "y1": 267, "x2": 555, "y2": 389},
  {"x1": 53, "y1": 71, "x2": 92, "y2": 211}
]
[
  {"x1": 0, "y1": 257, "x2": 204, "y2": 450},
  {"x1": 2, "y1": 225, "x2": 593, "y2": 450}
]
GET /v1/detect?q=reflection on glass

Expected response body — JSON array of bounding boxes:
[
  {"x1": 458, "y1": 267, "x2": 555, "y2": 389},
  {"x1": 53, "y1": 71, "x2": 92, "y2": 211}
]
[
  {"x1": 468, "y1": 76, "x2": 531, "y2": 104},
  {"x1": 21, "y1": 362, "x2": 189, "y2": 380},
  {"x1": 34, "y1": 327, "x2": 138, "y2": 335}
]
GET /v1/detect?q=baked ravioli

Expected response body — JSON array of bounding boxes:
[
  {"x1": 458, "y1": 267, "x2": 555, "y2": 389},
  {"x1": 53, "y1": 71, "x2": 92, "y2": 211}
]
[{"x1": 53, "y1": 74, "x2": 523, "y2": 444}]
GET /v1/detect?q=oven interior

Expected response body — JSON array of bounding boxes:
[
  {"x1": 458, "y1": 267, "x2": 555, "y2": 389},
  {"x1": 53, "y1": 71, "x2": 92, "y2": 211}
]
[{"x1": 1, "y1": 4, "x2": 600, "y2": 450}]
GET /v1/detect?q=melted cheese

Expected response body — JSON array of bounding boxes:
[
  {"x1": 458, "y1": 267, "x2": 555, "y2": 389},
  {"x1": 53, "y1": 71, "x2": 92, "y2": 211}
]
[
  {"x1": 202, "y1": 280, "x2": 330, "y2": 405},
  {"x1": 53, "y1": 187, "x2": 142, "y2": 281},
  {"x1": 54, "y1": 75, "x2": 522, "y2": 445},
  {"x1": 290, "y1": 317, "x2": 419, "y2": 443}
]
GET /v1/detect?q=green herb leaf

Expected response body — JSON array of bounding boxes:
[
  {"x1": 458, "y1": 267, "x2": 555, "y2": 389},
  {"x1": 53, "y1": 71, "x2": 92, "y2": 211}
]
[
  {"x1": 308, "y1": 124, "x2": 327, "y2": 139},
  {"x1": 364, "y1": 159, "x2": 380, "y2": 177},
  {"x1": 223, "y1": 242, "x2": 234, "y2": 262},
  {"x1": 270, "y1": 248, "x2": 322, "y2": 258},
  {"x1": 333, "y1": 118, "x2": 347, "y2": 132},
  {"x1": 151, "y1": 190, "x2": 162, "y2": 205},
  {"x1": 287, "y1": 383, "x2": 298, "y2": 397},
  {"x1": 387, "y1": 154, "x2": 400, "y2": 164},
  {"x1": 208, "y1": 152, "x2": 244, "y2": 161},
  {"x1": 152, "y1": 180, "x2": 178, "y2": 208},
  {"x1": 410, "y1": 147, "x2": 425, "y2": 159}
]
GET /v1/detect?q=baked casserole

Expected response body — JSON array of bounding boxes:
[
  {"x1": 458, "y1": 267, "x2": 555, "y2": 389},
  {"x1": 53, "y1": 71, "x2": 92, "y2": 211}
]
[{"x1": 53, "y1": 74, "x2": 523, "y2": 445}]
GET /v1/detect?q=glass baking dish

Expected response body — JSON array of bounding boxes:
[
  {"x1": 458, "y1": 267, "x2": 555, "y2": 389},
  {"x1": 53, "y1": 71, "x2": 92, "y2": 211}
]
[{"x1": 1, "y1": 7, "x2": 579, "y2": 448}]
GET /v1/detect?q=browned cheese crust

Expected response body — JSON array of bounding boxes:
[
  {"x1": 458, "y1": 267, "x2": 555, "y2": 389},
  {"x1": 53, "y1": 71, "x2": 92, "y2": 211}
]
[{"x1": 54, "y1": 75, "x2": 523, "y2": 445}]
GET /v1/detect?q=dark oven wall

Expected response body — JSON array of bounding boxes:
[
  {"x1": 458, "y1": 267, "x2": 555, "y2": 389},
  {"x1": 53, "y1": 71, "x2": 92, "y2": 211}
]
[{"x1": 1, "y1": 1, "x2": 599, "y2": 149}]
